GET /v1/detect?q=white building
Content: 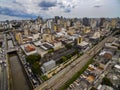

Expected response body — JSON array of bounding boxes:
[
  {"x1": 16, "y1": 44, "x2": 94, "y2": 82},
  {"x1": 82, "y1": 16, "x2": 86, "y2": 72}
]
[
  {"x1": 53, "y1": 41, "x2": 62, "y2": 50},
  {"x1": 41, "y1": 60, "x2": 56, "y2": 73},
  {"x1": 91, "y1": 31, "x2": 101, "y2": 39},
  {"x1": 47, "y1": 20, "x2": 52, "y2": 29},
  {"x1": 97, "y1": 85, "x2": 114, "y2": 90},
  {"x1": 33, "y1": 33, "x2": 40, "y2": 41}
]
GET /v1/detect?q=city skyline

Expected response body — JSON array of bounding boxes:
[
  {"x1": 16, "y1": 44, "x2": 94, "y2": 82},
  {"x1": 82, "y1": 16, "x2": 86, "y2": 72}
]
[{"x1": 0, "y1": 0, "x2": 120, "y2": 21}]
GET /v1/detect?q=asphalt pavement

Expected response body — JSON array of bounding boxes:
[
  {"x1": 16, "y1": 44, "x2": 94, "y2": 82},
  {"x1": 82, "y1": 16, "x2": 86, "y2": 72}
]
[
  {"x1": 0, "y1": 33, "x2": 8, "y2": 90},
  {"x1": 0, "y1": 64, "x2": 8, "y2": 90}
]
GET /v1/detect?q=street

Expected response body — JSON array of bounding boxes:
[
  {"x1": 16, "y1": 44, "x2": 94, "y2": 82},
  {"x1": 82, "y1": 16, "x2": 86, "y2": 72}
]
[
  {"x1": 0, "y1": 64, "x2": 7, "y2": 90},
  {"x1": 0, "y1": 33, "x2": 8, "y2": 90}
]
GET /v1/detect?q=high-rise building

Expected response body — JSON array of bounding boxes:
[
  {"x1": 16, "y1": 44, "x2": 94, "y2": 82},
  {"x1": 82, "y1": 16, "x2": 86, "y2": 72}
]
[
  {"x1": 36, "y1": 16, "x2": 43, "y2": 24},
  {"x1": 47, "y1": 20, "x2": 52, "y2": 29},
  {"x1": 111, "y1": 19, "x2": 117, "y2": 28},
  {"x1": 90, "y1": 19, "x2": 97, "y2": 29},
  {"x1": 84, "y1": 27, "x2": 91, "y2": 33},
  {"x1": 54, "y1": 16, "x2": 60, "y2": 24},
  {"x1": 100, "y1": 18, "x2": 105, "y2": 26},
  {"x1": 64, "y1": 22, "x2": 67, "y2": 28},
  {"x1": 15, "y1": 32, "x2": 23, "y2": 44},
  {"x1": 83, "y1": 17, "x2": 90, "y2": 26},
  {"x1": 77, "y1": 36, "x2": 83, "y2": 44},
  {"x1": 54, "y1": 24, "x2": 57, "y2": 32},
  {"x1": 67, "y1": 20, "x2": 71, "y2": 27},
  {"x1": 24, "y1": 30, "x2": 29, "y2": 36},
  {"x1": 42, "y1": 34, "x2": 55, "y2": 42},
  {"x1": 47, "y1": 20, "x2": 54, "y2": 33}
]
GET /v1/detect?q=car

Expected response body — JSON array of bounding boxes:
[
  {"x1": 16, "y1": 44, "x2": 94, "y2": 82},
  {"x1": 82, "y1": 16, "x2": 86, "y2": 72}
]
[
  {"x1": 2, "y1": 50, "x2": 4, "y2": 52},
  {"x1": 3, "y1": 60, "x2": 6, "y2": 63},
  {"x1": 24, "y1": 64, "x2": 28, "y2": 68},
  {"x1": 28, "y1": 68, "x2": 32, "y2": 73},
  {"x1": 4, "y1": 63, "x2": 7, "y2": 67},
  {"x1": 32, "y1": 78, "x2": 39, "y2": 87},
  {"x1": 0, "y1": 51, "x2": 2, "y2": 53},
  {"x1": 0, "y1": 60, "x2": 2, "y2": 64}
]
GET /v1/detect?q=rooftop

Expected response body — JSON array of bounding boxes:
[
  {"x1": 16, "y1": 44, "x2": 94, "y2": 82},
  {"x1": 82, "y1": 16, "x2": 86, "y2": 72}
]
[{"x1": 78, "y1": 41, "x2": 89, "y2": 46}]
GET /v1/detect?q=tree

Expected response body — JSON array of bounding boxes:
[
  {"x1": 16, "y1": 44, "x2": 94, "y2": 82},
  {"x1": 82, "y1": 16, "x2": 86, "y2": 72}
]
[
  {"x1": 101, "y1": 77, "x2": 113, "y2": 86},
  {"x1": 31, "y1": 62, "x2": 40, "y2": 74},
  {"x1": 26, "y1": 54, "x2": 41, "y2": 64},
  {"x1": 65, "y1": 44, "x2": 72, "y2": 49},
  {"x1": 26, "y1": 54, "x2": 41, "y2": 75},
  {"x1": 41, "y1": 75, "x2": 48, "y2": 81},
  {"x1": 117, "y1": 85, "x2": 120, "y2": 90},
  {"x1": 66, "y1": 54, "x2": 72, "y2": 59},
  {"x1": 61, "y1": 56, "x2": 67, "y2": 62},
  {"x1": 90, "y1": 87, "x2": 97, "y2": 90},
  {"x1": 74, "y1": 50, "x2": 79, "y2": 54},
  {"x1": 48, "y1": 48, "x2": 54, "y2": 53},
  {"x1": 118, "y1": 46, "x2": 120, "y2": 50}
]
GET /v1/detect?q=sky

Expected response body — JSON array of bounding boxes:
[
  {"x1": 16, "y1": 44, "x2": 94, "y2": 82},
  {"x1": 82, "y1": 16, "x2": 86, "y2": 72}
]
[{"x1": 0, "y1": 0, "x2": 120, "y2": 21}]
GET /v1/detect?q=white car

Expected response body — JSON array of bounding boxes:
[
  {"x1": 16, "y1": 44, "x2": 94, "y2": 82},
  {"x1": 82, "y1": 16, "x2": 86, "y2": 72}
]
[
  {"x1": 4, "y1": 63, "x2": 7, "y2": 67},
  {"x1": 0, "y1": 60, "x2": 2, "y2": 64}
]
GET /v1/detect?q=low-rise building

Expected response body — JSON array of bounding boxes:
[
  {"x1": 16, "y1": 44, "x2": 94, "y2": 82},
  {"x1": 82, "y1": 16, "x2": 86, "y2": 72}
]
[
  {"x1": 52, "y1": 41, "x2": 62, "y2": 50},
  {"x1": 21, "y1": 44, "x2": 37, "y2": 55},
  {"x1": 97, "y1": 85, "x2": 114, "y2": 90},
  {"x1": 33, "y1": 33, "x2": 40, "y2": 41},
  {"x1": 41, "y1": 60, "x2": 56, "y2": 73},
  {"x1": 77, "y1": 41, "x2": 89, "y2": 50}
]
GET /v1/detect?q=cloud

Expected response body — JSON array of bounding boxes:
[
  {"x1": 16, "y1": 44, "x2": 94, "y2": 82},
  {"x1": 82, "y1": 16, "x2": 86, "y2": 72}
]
[
  {"x1": 0, "y1": 0, "x2": 119, "y2": 21},
  {"x1": 64, "y1": 9, "x2": 71, "y2": 13},
  {"x1": 39, "y1": 1, "x2": 57, "y2": 10},
  {"x1": 12, "y1": 1, "x2": 23, "y2": 6},
  {"x1": 57, "y1": 0, "x2": 77, "y2": 13},
  {"x1": 0, "y1": 7, "x2": 36, "y2": 18},
  {"x1": 0, "y1": 14, "x2": 24, "y2": 21},
  {"x1": 0, "y1": 0, "x2": 77, "y2": 19}
]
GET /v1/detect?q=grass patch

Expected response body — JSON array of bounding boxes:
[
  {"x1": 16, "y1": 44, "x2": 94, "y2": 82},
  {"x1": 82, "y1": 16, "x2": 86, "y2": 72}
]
[
  {"x1": 59, "y1": 58, "x2": 94, "y2": 90},
  {"x1": 41, "y1": 75, "x2": 48, "y2": 81}
]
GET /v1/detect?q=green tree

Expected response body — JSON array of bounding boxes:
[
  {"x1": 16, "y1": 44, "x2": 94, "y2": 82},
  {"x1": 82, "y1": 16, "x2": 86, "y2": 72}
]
[
  {"x1": 101, "y1": 77, "x2": 113, "y2": 86},
  {"x1": 90, "y1": 87, "x2": 97, "y2": 90},
  {"x1": 65, "y1": 44, "x2": 72, "y2": 49},
  {"x1": 118, "y1": 46, "x2": 120, "y2": 50},
  {"x1": 48, "y1": 48, "x2": 54, "y2": 53},
  {"x1": 41, "y1": 75, "x2": 48, "y2": 81},
  {"x1": 31, "y1": 62, "x2": 40, "y2": 74},
  {"x1": 75, "y1": 50, "x2": 79, "y2": 54},
  {"x1": 26, "y1": 54, "x2": 41, "y2": 64},
  {"x1": 61, "y1": 56, "x2": 67, "y2": 62},
  {"x1": 66, "y1": 54, "x2": 72, "y2": 59}
]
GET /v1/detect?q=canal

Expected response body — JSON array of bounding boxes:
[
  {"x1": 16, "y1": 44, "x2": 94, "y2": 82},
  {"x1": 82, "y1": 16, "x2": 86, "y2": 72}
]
[{"x1": 8, "y1": 53, "x2": 30, "y2": 90}]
